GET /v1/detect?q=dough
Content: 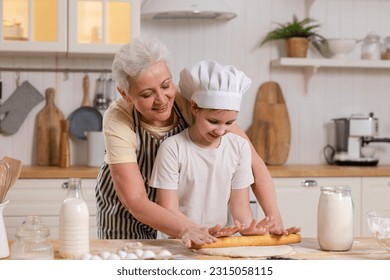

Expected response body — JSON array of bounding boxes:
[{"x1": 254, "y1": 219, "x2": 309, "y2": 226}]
[{"x1": 193, "y1": 245, "x2": 294, "y2": 258}]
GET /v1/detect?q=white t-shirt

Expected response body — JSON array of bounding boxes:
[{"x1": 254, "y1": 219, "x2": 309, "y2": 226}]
[
  {"x1": 149, "y1": 129, "x2": 254, "y2": 227},
  {"x1": 102, "y1": 92, "x2": 192, "y2": 164}
]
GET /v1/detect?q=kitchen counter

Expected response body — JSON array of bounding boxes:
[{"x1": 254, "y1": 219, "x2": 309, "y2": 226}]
[
  {"x1": 5, "y1": 237, "x2": 390, "y2": 260},
  {"x1": 19, "y1": 165, "x2": 390, "y2": 179}
]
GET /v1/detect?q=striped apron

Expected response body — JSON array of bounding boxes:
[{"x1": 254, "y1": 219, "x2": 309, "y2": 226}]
[{"x1": 95, "y1": 102, "x2": 188, "y2": 239}]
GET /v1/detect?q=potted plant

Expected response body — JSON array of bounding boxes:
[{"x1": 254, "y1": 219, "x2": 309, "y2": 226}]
[{"x1": 260, "y1": 15, "x2": 323, "y2": 58}]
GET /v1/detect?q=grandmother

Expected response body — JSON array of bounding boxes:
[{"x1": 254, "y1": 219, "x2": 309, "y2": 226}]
[{"x1": 95, "y1": 36, "x2": 297, "y2": 247}]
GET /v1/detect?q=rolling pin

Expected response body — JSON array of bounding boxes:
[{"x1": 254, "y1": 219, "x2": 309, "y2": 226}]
[{"x1": 191, "y1": 234, "x2": 301, "y2": 249}]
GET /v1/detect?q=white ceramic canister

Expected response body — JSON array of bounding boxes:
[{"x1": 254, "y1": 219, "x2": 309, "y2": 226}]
[
  {"x1": 86, "y1": 131, "x2": 105, "y2": 167},
  {"x1": 59, "y1": 178, "x2": 89, "y2": 259},
  {"x1": 0, "y1": 200, "x2": 10, "y2": 259},
  {"x1": 317, "y1": 185, "x2": 354, "y2": 251}
]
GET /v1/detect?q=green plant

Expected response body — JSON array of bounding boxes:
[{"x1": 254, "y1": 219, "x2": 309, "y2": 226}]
[{"x1": 261, "y1": 15, "x2": 323, "y2": 46}]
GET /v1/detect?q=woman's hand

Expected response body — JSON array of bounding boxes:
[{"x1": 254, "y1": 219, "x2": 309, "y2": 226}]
[
  {"x1": 266, "y1": 216, "x2": 301, "y2": 235},
  {"x1": 180, "y1": 227, "x2": 217, "y2": 248}
]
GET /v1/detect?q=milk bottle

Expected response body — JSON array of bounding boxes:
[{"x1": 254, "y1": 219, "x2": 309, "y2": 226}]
[
  {"x1": 317, "y1": 185, "x2": 354, "y2": 251},
  {"x1": 59, "y1": 178, "x2": 89, "y2": 259}
]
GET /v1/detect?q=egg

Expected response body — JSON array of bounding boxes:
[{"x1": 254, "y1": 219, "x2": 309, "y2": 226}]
[
  {"x1": 124, "y1": 253, "x2": 138, "y2": 260},
  {"x1": 134, "y1": 249, "x2": 144, "y2": 258},
  {"x1": 141, "y1": 250, "x2": 156, "y2": 259},
  {"x1": 80, "y1": 253, "x2": 92, "y2": 260},
  {"x1": 117, "y1": 250, "x2": 128, "y2": 259},
  {"x1": 108, "y1": 253, "x2": 121, "y2": 260},
  {"x1": 100, "y1": 251, "x2": 111, "y2": 260},
  {"x1": 158, "y1": 250, "x2": 172, "y2": 258},
  {"x1": 90, "y1": 255, "x2": 102, "y2": 260}
]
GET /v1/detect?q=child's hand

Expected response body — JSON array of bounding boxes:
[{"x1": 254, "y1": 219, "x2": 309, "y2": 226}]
[
  {"x1": 208, "y1": 223, "x2": 241, "y2": 237},
  {"x1": 235, "y1": 216, "x2": 275, "y2": 236}
]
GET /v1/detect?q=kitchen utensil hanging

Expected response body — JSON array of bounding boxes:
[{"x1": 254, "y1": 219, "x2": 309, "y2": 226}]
[
  {"x1": 68, "y1": 74, "x2": 102, "y2": 140},
  {"x1": 0, "y1": 80, "x2": 44, "y2": 135},
  {"x1": 93, "y1": 73, "x2": 108, "y2": 110}
]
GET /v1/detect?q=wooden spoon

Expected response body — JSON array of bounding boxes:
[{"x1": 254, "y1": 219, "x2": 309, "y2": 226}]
[{"x1": 2, "y1": 156, "x2": 22, "y2": 188}]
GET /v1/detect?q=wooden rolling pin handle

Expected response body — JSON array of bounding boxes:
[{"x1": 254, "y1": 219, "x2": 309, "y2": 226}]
[{"x1": 82, "y1": 74, "x2": 91, "y2": 107}]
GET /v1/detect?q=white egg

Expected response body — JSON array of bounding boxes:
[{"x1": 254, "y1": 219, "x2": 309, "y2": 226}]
[
  {"x1": 141, "y1": 250, "x2": 156, "y2": 259},
  {"x1": 90, "y1": 255, "x2": 102, "y2": 260},
  {"x1": 100, "y1": 251, "x2": 111, "y2": 260},
  {"x1": 134, "y1": 249, "x2": 144, "y2": 258},
  {"x1": 124, "y1": 253, "x2": 138, "y2": 260},
  {"x1": 158, "y1": 250, "x2": 172, "y2": 257},
  {"x1": 108, "y1": 253, "x2": 121, "y2": 260},
  {"x1": 117, "y1": 250, "x2": 128, "y2": 259},
  {"x1": 80, "y1": 253, "x2": 92, "y2": 260}
]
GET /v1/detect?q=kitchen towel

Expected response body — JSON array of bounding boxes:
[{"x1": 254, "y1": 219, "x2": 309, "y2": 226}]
[{"x1": 0, "y1": 81, "x2": 44, "y2": 135}]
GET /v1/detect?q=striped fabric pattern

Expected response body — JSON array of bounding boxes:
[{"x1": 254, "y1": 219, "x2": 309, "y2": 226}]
[{"x1": 95, "y1": 102, "x2": 188, "y2": 239}]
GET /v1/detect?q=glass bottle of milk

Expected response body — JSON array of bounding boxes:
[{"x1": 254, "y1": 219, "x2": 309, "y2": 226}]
[
  {"x1": 59, "y1": 178, "x2": 89, "y2": 259},
  {"x1": 317, "y1": 186, "x2": 354, "y2": 251}
]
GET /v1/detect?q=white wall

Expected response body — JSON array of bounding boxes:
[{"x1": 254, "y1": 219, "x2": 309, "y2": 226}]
[{"x1": 1, "y1": 0, "x2": 390, "y2": 166}]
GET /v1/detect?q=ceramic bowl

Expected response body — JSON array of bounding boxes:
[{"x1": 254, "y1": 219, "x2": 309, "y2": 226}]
[
  {"x1": 367, "y1": 210, "x2": 390, "y2": 251},
  {"x1": 327, "y1": 38, "x2": 358, "y2": 59}
]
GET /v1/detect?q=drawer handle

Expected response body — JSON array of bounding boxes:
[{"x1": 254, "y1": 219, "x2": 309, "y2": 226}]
[
  {"x1": 62, "y1": 182, "x2": 69, "y2": 189},
  {"x1": 301, "y1": 180, "x2": 318, "y2": 187}
]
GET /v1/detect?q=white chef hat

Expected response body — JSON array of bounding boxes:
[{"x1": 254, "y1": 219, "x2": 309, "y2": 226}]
[{"x1": 179, "y1": 60, "x2": 252, "y2": 111}]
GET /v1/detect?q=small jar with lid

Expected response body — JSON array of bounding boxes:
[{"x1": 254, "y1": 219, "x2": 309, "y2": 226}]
[
  {"x1": 317, "y1": 186, "x2": 354, "y2": 251},
  {"x1": 383, "y1": 36, "x2": 390, "y2": 60},
  {"x1": 361, "y1": 32, "x2": 382, "y2": 60},
  {"x1": 10, "y1": 216, "x2": 54, "y2": 259}
]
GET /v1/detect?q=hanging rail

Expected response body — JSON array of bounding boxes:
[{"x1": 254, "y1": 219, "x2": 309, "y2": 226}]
[{"x1": 0, "y1": 67, "x2": 112, "y2": 73}]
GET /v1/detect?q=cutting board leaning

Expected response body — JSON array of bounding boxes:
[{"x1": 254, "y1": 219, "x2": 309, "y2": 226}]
[
  {"x1": 247, "y1": 81, "x2": 291, "y2": 165},
  {"x1": 36, "y1": 88, "x2": 65, "y2": 166}
]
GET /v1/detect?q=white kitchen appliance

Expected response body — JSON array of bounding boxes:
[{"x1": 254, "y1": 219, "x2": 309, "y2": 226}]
[{"x1": 324, "y1": 112, "x2": 390, "y2": 166}]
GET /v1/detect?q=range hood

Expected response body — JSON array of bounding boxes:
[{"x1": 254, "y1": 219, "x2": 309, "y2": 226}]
[{"x1": 141, "y1": 0, "x2": 237, "y2": 20}]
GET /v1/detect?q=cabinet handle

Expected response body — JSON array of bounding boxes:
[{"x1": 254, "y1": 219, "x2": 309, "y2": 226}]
[
  {"x1": 301, "y1": 180, "x2": 318, "y2": 187},
  {"x1": 62, "y1": 182, "x2": 69, "y2": 189}
]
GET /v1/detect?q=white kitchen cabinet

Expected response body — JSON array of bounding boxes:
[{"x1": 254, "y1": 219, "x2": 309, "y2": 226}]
[
  {"x1": 3, "y1": 178, "x2": 98, "y2": 240},
  {"x1": 0, "y1": 0, "x2": 140, "y2": 55},
  {"x1": 68, "y1": 0, "x2": 140, "y2": 55},
  {"x1": 0, "y1": 0, "x2": 67, "y2": 53},
  {"x1": 257, "y1": 177, "x2": 362, "y2": 238},
  {"x1": 361, "y1": 177, "x2": 390, "y2": 236}
]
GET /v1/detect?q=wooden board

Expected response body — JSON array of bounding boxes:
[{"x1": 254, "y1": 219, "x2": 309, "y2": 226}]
[
  {"x1": 36, "y1": 88, "x2": 65, "y2": 166},
  {"x1": 247, "y1": 81, "x2": 290, "y2": 165},
  {"x1": 191, "y1": 234, "x2": 301, "y2": 249}
]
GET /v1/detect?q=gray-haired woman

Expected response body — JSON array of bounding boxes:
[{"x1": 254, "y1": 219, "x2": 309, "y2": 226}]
[{"x1": 95, "y1": 36, "x2": 298, "y2": 248}]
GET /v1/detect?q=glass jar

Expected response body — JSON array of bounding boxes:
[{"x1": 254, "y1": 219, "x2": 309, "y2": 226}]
[
  {"x1": 317, "y1": 186, "x2": 354, "y2": 251},
  {"x1": 361, "y1": 32, "x2": 382, "y2": 60},
  {"x1": 384, "y1": 36, "x2": 390, "y2": 60},
  {"x1": 10, "y1": 216, "x2": 53, "y2": 259}
]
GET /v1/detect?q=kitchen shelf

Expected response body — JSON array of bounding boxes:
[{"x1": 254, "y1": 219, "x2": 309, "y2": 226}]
[{"x1": 271, "y1": 58, "x2": 390, "y2": 93}]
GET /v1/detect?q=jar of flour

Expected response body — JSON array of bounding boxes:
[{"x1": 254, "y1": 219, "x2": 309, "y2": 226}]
[{"x1": 317, "y1": 186, "x2": 354, "y2": 251}]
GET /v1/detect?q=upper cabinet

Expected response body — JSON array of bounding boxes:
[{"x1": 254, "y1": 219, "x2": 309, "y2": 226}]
[
  {"x1": 68, "y1": 0, "x2": 140, "y2": 55},
  {"x1": 1, "y1": 0, "x2": 67, "y2": 53},
  {"x1": 0, "y1": 0, "x2": 140, "y2": 55}
]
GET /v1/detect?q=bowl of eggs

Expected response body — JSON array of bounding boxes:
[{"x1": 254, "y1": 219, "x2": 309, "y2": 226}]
[{"x1": 367, "y1": 210, "x2": 390, "y2": 251}]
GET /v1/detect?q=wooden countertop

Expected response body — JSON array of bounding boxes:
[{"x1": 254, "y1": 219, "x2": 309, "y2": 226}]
[
  {"x1": 5, "y1": 237, "x2": 390, "y2": 260},
  {"x1": 19, "y1": 165, "x2": 390, "y2": 179}
]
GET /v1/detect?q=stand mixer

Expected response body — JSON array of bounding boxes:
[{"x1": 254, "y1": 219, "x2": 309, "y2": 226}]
[{"x1": 324, "y1": 112, "x2": 390, "y2": 166}]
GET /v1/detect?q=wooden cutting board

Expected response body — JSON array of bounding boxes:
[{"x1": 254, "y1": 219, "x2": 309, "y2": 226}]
[
  {"x1": 36, "y1": 88, "x2": 65, "y2": 166},
  {"x1": 247, "y1": 81, "x2": 290, "y2": 165}
]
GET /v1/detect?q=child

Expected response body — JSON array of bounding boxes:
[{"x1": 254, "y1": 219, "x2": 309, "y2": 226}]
[{"x1": 149, "y1": 60, "x2": 272, "y2": 236}]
